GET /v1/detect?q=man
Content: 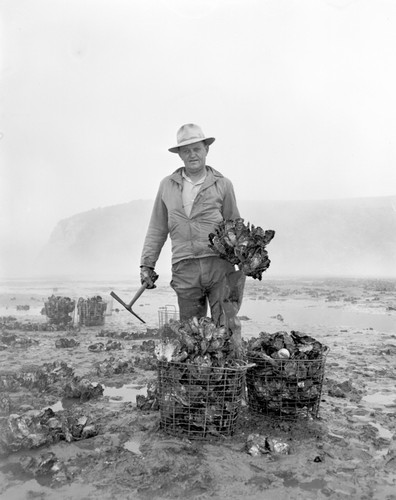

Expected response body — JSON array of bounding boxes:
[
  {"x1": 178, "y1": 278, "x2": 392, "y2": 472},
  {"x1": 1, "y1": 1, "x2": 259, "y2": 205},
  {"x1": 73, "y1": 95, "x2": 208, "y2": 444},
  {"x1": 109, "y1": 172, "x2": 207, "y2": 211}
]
[{"x1": 140, "y1": 123, "x2": 245, "y2": 346}]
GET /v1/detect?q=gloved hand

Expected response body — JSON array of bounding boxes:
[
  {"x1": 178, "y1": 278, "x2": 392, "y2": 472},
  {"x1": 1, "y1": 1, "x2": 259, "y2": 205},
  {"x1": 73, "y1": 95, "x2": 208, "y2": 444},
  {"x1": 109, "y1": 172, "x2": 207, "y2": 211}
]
[{"x1": 140, "y1": 266, "x2": 159, "y2": 289}]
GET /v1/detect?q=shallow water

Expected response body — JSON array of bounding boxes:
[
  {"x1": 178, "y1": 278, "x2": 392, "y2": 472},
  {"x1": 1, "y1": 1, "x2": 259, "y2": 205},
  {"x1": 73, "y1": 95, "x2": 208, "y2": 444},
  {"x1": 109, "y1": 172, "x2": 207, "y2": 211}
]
[
  {"x1": 1, "y1": 278, "x2": 395, "y2": 334},
  {"x1": 369, "y1": 422, "x2": 393, "y2": 440},
  {"x1": 45, "y1": 384, "x2": 147, "y2": 412},
  {"x1": 361, "y1": 392, "x2": 396, "y2": 407},
  {"x1": 240, "y1": 298, "x2": 396, "y2": 333},
  {"x1": 123, "y1": 438, "x2": 142, "y2": 455},
  {"x1": 277, "y1": 471, "x2": 327, "y2": 492},
  {"x1": 47, "y1": 398, "x2": 83, "y2": 413},
  {"x1": 1, "y1": 478, "x2": 96, "y2": 500},
  {"x1": 103, "y1": 383, "x2": 147, "y2": 403}
]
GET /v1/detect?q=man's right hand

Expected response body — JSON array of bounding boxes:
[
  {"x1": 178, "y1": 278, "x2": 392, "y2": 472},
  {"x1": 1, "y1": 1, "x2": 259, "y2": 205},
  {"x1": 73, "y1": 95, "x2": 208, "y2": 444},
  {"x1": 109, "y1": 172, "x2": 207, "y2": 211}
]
[{"x1": 140, "y1": 266, "x2": 159, "y2": 289}]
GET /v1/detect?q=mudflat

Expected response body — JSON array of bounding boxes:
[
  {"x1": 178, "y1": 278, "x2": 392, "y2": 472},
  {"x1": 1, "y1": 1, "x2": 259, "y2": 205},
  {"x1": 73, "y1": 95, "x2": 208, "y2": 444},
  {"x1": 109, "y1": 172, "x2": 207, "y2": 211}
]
[{"x1": 0, "y1": 277, "x2": 395, "y2": 500}]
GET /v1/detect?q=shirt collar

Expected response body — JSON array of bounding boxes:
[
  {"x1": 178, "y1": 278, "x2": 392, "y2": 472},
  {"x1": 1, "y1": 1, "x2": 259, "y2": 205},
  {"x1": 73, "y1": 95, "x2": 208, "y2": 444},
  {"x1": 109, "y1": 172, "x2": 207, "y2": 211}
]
[{"x1": 182, "y1": 168, "x2": 207, "y2": 185}]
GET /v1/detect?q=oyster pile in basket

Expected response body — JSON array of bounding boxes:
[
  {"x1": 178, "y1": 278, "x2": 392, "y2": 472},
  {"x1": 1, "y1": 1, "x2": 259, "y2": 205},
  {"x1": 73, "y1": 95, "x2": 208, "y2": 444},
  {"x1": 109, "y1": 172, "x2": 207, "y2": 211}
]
[
  {"x1": 42, "y1": 295, "x2": 75, "y2": 326},
  {"x1": 77, "y1": 296, "x2": 107, "y2": 327},
  {"x1": 208, "y1": 218, "x2": 275, "y2": 280},
  {"x1": 246, "y1": 330, "x2": 327, "y2": 361},
  {"x1": 156, "y1": 318, "x2": 249, "y2": 437},
  {"x1": 155, "y1": 317, "x2": 242, "y2": 367},
  {"x1": 245, "y1": 331, "x2": 329, "y2": 417}
]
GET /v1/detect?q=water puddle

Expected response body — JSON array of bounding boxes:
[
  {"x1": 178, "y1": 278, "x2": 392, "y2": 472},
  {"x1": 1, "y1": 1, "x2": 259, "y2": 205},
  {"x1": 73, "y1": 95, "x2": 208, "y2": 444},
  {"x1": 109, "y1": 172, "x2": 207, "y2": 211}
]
[
  {"x1": 370, "y1": 422, "x2": 393, "y2": 440},
  {"x1": 1, "y1": 478, "x2": 95, "y2": 499},
  {"x1": 123, "y1": 438, "x2": 142, "y2": 455},
  {"x1": 292, "y1": 478, "x2": 327, "y2": 491},
  {"x1": 46, "y1": 398, "x2": 81, "y2": 413},
  {"x1": 277, "y1": 471, "x2": 327, "y2": 492},
  {"x1": 352, "y1": 415, "x2": 393, "y2": 440},
  {"x1": 362, "y1": 392, "x2": 396, "y2": 408},
  {"x1": 1, "y1": 462, "x2": 33, "y2": 482},
  {"x1": 366, "y1": 421, "x2": 393, "y2": 458},
  {"x1": 45, "y1": 384, "x2": 147, "y2": 412},
  {"x1": 49, "y1": 400, "x2": 66, "y2": 412},
  {"x1": 241, "y1": 299, "x2": 396, "y2": 333},
  {"x1": 103, "y1": 383, "x2": 147, "y2": 403}
]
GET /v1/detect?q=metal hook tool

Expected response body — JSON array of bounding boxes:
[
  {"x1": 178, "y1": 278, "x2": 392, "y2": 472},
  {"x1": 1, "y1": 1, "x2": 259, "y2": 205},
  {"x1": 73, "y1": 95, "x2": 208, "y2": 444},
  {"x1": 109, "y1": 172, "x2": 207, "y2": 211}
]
[{"x1": 110, "y1": 283, "x2": 147, "y2": 324}]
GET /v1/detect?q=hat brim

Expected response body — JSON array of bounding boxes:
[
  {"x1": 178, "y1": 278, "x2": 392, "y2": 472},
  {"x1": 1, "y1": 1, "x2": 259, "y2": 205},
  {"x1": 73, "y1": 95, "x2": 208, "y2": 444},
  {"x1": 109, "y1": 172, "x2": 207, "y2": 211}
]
[{"x1": 168, "y1": 137, "x2": 215, "y2": 153}]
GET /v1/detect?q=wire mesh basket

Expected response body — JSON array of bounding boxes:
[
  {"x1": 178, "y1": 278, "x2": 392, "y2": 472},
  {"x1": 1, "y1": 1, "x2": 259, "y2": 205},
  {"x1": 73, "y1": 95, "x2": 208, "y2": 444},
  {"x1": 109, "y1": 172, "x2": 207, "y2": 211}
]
[
  {"x1": 103, "y1": 296, "x2": 113, "y2": 317},
  {"x1": 246, "y1": 348, "x2": 329, "y2": 420},
  {"x1": 158, "y1": 360, "x2": 248, "y2": 439},
  {"x1": 77, "y1": 296, "x2": 107, "y2": 327},
  {"x1": 158, "y1": 305, "x2": 179, "y2": 329}
]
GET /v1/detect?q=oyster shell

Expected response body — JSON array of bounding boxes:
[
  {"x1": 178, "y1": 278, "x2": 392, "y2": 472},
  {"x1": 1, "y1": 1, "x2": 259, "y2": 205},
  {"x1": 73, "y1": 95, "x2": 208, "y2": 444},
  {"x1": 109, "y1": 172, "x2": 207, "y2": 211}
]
[{"x1": 154, "y1": 339, "x2": 181, "y2": 362}]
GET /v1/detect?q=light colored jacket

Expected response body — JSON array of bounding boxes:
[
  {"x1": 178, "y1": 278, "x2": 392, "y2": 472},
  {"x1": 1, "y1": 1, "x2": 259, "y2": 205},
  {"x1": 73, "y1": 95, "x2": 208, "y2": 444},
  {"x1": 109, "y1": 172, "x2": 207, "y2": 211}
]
[{"x1": 140, "y1": 166, "x2": 240, "y2": 268}]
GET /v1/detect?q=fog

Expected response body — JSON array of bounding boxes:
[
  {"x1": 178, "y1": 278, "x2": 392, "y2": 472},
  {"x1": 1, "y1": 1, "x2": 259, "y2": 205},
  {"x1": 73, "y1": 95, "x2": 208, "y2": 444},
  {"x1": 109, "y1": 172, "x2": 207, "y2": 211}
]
[
  {"x1": 3, "y1": 196, "x2": 392, "y2": 280},
  {"x1": 1, "y1": 0, "x2": 396, "y2": 278}
]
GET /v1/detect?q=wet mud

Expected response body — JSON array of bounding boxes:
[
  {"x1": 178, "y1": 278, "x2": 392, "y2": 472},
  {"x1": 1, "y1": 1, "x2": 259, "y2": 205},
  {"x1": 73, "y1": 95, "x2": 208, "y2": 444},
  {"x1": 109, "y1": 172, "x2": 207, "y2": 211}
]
[{"x1": 0, "y1": 277, "x2": 395, "y2": 500}]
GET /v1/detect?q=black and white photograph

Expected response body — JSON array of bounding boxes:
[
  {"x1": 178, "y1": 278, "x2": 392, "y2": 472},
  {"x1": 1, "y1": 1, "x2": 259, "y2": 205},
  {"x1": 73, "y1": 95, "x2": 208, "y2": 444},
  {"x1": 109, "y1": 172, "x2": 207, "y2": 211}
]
[{"x1": 1, "y1": 1, "x2": 396, "y2": 499}]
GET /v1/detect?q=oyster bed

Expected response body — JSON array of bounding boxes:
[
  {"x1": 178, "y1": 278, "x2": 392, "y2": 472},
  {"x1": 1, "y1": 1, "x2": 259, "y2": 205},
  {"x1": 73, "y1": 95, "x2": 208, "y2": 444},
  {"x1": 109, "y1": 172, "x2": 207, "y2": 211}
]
[{"x1": 0, "y1": 277, "x2": 395, "y2": 500}]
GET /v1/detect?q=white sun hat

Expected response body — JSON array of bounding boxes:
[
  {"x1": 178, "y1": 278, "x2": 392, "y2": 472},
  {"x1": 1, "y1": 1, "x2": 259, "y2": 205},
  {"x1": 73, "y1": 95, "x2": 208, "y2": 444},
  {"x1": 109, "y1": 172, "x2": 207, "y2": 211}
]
[{"x1": 168, "y1": 123, "x2": 215, "y2": 153}]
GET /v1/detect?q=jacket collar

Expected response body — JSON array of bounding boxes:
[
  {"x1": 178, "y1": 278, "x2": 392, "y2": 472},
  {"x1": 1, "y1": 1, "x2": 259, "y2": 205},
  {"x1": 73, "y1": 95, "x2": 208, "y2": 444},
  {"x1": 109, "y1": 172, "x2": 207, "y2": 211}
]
[{"x1": 170, "y1": 166, "x2": 223, "y2": 188}]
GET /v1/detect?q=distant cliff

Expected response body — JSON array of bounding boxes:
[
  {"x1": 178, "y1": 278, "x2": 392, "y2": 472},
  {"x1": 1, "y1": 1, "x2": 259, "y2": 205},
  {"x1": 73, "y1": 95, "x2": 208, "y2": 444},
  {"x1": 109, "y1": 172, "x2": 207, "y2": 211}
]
[{"x1": 36, "y1": 196, "x2": 396, "y2": 278}]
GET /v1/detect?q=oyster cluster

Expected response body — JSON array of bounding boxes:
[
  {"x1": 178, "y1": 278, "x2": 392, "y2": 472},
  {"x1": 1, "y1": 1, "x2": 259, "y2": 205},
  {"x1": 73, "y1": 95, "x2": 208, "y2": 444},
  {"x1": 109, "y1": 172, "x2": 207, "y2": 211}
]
[
  {"x1": 55, "y1": 338, "x2": 80, "y2": 348},
  {"x1": 0, "y1": 333, "x2": 39, "y2": 349},
  {"x1": 94, "y1": 356, "x2": 135, "y2": 377},
  {"x1": 0, "y1": 361, "x2": 74, "y2": 393},
  {"x1": 246, "y1": 330, "x2": 327, "y2": 362},
  {"x1": 96, "y1": 329, "x2": 160, "y2": 340},
  {"x1": 88, "y1": 340, "x2": 123, "y2": 352},
  {"x1": 154, "y1": 316, "x2": 242, "y2": 368},
  {"x1": 16, "y1": 305, "x2": 30, "y2": 311},
  {"x1": 63, "y1": 377, "x2": 104, "y2": 401},
  {"x1": 1, "y1": 408, "x2": 98, "y2": 454},
  {"x1": 136, "y1": 380, "x2": 159, "y2": 411},
  {"x1": 42, "y1": 296, "x2": 75, "y2": 326},
  {"x1": 208, "y1": 218, "x2": 275, "y2": 280},
  {"x1": 246, "y1": 331, "x2": 329, "y2": 418},
  {"x1": 246, "y1": 434, "x2": 290, "y2": 456},
  {"x1": 1, "y1": 316, "x2": 75, "y2": 332},
  {"x1": 0, "y1": 361, "x2": 103, "y2": 403}
]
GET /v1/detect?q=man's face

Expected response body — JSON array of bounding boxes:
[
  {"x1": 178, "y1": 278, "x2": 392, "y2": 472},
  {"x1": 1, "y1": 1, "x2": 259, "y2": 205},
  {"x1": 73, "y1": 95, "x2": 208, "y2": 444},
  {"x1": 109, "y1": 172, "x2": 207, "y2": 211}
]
[{"x1": 178, "y1": 141, "x2": 208, "y2": 176}]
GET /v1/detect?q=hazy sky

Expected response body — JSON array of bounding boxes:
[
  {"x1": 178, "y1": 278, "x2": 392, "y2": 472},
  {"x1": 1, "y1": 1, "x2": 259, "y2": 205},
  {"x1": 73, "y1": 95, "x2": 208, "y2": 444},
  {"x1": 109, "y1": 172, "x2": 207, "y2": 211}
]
[{"x1": 1, "y1": 0, "x2": 396, "y2": 273}]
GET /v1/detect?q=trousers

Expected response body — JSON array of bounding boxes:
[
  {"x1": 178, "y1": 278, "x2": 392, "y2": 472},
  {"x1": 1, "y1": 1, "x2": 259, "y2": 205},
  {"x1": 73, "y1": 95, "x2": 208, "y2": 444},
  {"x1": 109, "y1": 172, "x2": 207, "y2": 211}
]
[{"x1": 170, "y1": 256, "x2": 246, "y2": 344}]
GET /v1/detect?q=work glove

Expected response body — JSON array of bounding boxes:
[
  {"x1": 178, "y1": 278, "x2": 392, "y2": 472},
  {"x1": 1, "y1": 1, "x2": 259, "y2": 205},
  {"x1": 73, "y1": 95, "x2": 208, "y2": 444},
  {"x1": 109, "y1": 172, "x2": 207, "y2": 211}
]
[{"x1": 140, "y1": 266, "x2": 159, "y2": 289}]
